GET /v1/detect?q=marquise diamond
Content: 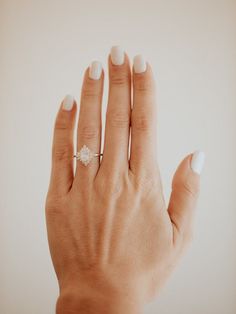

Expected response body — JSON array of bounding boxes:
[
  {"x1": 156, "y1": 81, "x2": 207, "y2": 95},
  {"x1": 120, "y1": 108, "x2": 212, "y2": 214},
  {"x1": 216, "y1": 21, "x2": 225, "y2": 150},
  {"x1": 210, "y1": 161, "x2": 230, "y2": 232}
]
[{"x1": 77, "y1": 145, "x2": 93, "y2": 166}]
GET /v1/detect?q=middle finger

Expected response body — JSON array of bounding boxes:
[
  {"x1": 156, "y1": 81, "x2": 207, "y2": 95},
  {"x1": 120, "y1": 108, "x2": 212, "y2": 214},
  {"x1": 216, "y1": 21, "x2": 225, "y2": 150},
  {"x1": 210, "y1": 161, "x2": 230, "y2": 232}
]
[{"x1": 100, "y1": 46, "x2": 131, "y2": 173}]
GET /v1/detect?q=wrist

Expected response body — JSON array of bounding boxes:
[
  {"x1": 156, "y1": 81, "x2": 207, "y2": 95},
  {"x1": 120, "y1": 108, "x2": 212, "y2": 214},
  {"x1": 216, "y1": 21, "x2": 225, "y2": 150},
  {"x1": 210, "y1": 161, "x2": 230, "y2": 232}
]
[
  {"x1": 56, "y1": 270, "x2": 146, "y2": 313},
  {"x1": 56, "y1": 291, "x2": 143, "y2": 314}
]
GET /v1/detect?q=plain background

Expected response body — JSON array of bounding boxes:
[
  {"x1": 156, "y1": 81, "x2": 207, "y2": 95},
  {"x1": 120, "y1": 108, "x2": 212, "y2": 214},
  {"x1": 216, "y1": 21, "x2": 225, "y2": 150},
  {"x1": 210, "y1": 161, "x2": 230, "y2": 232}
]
[{"x1": 1, "y1": 0, "x2": 236, "y2": 313}]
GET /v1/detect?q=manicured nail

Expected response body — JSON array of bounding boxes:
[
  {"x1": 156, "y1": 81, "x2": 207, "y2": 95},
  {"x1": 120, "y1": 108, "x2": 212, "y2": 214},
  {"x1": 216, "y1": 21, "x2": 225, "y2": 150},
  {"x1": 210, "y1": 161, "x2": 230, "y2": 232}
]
[
  {"x1": 133, "y1": 54, "x2": 147, "y2": 73},
  {"x1": 62, "y1": 94, "x2": 74, "y2": 111},
  {"x1": 89, "y1": 61, "x2": 102, "y2": 80},
  {"x1": 110, "y1": 46, "x2": 125, "y2": 65},
  {"x1": 191, "y1": 151, "x2": 205, "y2": 175}
]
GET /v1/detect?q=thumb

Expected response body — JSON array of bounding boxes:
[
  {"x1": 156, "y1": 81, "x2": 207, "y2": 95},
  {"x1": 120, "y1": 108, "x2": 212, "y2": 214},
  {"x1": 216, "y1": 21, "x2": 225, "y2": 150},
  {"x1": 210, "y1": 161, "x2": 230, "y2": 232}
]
[{"x1": 168, "y1": 151, "x2": 205, "y2": 243}]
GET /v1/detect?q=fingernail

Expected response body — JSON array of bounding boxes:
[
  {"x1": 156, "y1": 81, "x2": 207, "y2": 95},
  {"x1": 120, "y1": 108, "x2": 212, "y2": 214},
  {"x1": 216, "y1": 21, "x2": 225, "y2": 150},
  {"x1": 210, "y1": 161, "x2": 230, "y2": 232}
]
[
  {"x1": 133, "y1": 54, "x2": 147, "y2": 73},
  {"x1": 62, "y1": 94, "x2": 74, "y2": 111},
  {"x1": 191, "y1": 151, "x2": 205, "y2": 175},
  {"x1": 110, "y1": 45, "x2": 125, "y2": 65},
  {"x1": 89, "y1": 61, "x2": 102, "y2": 80}
]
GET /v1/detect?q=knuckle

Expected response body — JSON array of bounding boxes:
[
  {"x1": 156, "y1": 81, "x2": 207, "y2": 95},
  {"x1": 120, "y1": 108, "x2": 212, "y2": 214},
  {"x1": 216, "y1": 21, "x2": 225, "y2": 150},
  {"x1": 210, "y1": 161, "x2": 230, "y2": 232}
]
[
  {"x1": 135, "y1": 76, "x2": 153, "y2": 92},
  {"x1": 53, "y1": 144, "x2": 72, "y2": 163},
  {"x1": 45, "y1": 196, "x2": 64, "y2": 216},
  {"x1": 82, "y1": 80, "x2": 100, "y2": 98},
  {"x1": 107, "y1": 180, "x2": 123, "y2": 196},
  {"x1": 110, "y1": 69, "x2": 129, "y2": 86},
  {"x1": 107, "y1": 109, "x2": 130, "y2": 128},
  {"x1": 80, "y1": 125, "x2": 99, "y2": 140},
  {"x1": 55, "y1": 117, "x2": 70, "y2": 131},
  {"x1": 133, "y1": 170, "x2": 160, "y2": 194},
  {"x1": 46, "y1": 204, "x2": 64, "y2": 216},
  {"x1": 181, "y1": 180, "x2": 199, "y2": 198},
  {"x1": 95, "y1": 172, "x2": 125, "y2": 198},
  {"x1": 132, "y1": 112, "x2": 150, "y2": 131},
  {"x1": 173, "y1": 176, "x2": 199, "y2": 199}
]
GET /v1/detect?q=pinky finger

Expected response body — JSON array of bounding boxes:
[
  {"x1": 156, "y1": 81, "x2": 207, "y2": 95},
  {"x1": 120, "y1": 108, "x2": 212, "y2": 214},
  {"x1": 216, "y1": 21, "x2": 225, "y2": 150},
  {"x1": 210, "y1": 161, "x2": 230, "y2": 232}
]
[{"x1": 47, "y1": 95, "x2": 77, "y2": 197}]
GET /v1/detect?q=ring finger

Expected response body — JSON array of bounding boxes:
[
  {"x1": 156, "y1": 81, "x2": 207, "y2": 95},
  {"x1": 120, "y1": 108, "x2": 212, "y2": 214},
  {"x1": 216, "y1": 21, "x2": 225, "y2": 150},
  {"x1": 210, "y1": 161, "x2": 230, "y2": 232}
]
[{"x1": 73, "y1": 61, "x2": 104, "y2": 185}]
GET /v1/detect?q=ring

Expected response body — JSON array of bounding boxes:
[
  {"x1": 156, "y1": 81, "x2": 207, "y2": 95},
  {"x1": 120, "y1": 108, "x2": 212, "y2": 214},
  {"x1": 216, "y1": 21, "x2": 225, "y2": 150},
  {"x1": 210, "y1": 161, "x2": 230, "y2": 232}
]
[{"x1": 73, "y1": 144, "x2": 103, "y2": 166}]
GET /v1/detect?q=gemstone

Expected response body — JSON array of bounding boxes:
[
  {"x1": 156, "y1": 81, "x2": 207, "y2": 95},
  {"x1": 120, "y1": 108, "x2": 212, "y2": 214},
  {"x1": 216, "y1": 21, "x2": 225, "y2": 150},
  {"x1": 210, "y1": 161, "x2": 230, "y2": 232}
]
[{"x1": 78, "y1": 145, "x2": 93, "y2": 166}]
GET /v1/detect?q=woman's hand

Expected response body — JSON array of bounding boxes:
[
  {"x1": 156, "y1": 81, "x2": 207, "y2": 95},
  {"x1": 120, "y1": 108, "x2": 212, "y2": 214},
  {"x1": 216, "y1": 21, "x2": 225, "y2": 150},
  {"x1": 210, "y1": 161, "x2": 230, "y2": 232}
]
[{"x1": 45, "y1": 46, "x2": 205, "y2": 314}]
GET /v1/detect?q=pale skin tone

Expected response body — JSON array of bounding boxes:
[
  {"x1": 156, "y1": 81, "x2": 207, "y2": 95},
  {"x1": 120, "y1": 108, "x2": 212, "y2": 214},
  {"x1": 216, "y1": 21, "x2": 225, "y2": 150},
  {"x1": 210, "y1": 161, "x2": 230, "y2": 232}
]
[{"x1": 45, "y1": 50, "x2": 201, "y2": 313}]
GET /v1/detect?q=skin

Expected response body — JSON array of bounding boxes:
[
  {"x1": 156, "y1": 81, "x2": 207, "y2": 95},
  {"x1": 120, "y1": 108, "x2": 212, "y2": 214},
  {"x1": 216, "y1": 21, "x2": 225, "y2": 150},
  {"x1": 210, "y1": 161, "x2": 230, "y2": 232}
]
[{"x1": 45, "y1": 52, "x2": 200, "y2": 314}]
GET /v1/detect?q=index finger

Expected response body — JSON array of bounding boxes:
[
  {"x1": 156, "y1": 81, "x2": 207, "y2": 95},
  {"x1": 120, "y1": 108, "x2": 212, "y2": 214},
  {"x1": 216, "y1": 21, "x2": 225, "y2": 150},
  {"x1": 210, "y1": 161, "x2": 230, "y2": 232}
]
[{"x1": 129, "y1": 55, "x2": 158, "y2": 176}]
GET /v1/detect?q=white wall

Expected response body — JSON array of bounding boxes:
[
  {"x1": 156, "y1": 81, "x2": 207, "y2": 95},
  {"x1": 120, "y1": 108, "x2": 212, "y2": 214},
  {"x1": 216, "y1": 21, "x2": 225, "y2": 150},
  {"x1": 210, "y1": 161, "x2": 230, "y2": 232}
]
[{"x1": 1, "y1": 0, "x2": 236, "y2": 313}]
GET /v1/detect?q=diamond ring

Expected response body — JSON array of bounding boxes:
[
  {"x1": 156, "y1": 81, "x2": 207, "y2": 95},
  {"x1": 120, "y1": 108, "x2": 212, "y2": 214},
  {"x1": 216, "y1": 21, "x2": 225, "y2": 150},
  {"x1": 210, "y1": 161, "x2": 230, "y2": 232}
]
[{"x1": 73, "y1": 145, "x2": 103, "y2": 166}]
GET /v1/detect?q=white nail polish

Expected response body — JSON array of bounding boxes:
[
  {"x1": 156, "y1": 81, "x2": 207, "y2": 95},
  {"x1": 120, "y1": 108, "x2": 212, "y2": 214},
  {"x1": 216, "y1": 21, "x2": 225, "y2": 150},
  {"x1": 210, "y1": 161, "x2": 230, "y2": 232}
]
[
  {"x1": 110, "y1": 46, "x2": 125, "y2": 65},
  {"x1": 191, "y1": 151, "x2": 205, "y2": 175},
  {"x1": 89, "y1": 61, "x2": 102, "y2": 80},
  {"x1": 133, "y1": 54, "x2": 147, "y2": 73},
  {"x1": 62, "y1": 94, "x2": 74, "y2": 111}
]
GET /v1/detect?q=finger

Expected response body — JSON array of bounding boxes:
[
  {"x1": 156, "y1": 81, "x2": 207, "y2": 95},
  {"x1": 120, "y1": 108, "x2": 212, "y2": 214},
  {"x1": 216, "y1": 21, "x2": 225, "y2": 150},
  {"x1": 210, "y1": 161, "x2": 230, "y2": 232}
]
[
  {"x1": 168, "y1": 151, "x2": 205, "y2": 245},
  {"x1": 73, "y1": 61, "x2": 104, "y2": 184},
  {"x1": 129, "y1": 55, "x2": 157, "y2": 175},
  {"x1": 100, "y1": 46, "x2": 131, "y2": 173},
  {"x1": 48, "y1": 95, "x2": 77, "y2": 196}
]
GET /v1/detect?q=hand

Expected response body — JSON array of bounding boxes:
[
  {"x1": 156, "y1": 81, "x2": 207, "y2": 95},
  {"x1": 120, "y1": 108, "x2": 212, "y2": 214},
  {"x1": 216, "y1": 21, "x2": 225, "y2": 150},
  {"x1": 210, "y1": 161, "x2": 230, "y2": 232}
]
[{"x1": 45, "y1": 46, "x2": 205, "y2": 314}]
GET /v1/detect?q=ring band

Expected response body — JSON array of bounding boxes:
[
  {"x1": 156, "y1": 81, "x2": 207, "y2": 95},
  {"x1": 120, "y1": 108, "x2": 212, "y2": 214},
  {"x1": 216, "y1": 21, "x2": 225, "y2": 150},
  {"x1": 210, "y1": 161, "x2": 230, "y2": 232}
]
[{"x1": 73, "y1": 144, "x2": 103, "y2": 166}]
